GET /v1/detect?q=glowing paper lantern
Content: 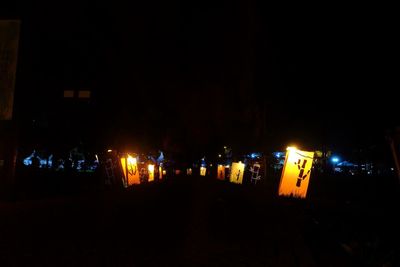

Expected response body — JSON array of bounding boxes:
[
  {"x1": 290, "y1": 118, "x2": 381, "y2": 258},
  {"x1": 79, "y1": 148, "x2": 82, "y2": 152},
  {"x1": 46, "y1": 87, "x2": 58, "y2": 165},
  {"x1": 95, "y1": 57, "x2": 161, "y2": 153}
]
[
  {"x1": 200, "y1": 167, "x2": 207, "y2": 176},
  {"x1": 120, "y1": 155, "x2": 140, "y2": 186},
  {"x1": 162, "y1": 170, "x2": 167, "y2": 175},
  {"x1": 230, "y1": 162, "x2": 245, "y2": 184},
  {"x1": 187, "y1": 168, "x2": 192, "y2": 175},
  {"x1": 217, "y1": 164, "x2": 225, "y2": 180},
  {"x1": 159, "y1": 166, "x2": 163, "y2": 179},
  {"x1": 148, "y1": 164, "x2": 155, "y2": 182},
  {"x1": 250, "y1": 163, "x2": 261, "y2": 184},
  {"x1": 278, "y1": 147, "x2": 314, "y2": 198}
]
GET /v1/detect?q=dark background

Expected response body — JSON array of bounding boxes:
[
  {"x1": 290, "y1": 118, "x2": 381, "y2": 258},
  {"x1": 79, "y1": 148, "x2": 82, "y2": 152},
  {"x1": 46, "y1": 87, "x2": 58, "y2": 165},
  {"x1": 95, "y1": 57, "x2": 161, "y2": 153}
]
[{"x1": 1, "y1": 1, "x2": 398, "y2": 158}]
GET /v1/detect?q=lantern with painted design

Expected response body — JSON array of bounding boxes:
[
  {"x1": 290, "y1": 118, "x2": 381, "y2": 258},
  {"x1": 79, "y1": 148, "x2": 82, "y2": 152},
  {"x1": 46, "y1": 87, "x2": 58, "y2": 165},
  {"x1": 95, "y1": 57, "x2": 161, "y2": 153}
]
[
  {"x1": 120, "y1": 154, "x2": 140, "y2": 186},
  {"x1": 148, "y1": 164, "x2": 155, "y2": 182},
  {"x1": 229, "y1": 162, "x2": 245, "y2": 184},
  {"x1": 200, "y1": 166, "x2": 207, "y2": 176},
  {"x1": 217, "y1": 164, "x2": 225, "y2": 180},
  {"x1": 278, "y1": 147, "x2": 314, "y2": 198}
]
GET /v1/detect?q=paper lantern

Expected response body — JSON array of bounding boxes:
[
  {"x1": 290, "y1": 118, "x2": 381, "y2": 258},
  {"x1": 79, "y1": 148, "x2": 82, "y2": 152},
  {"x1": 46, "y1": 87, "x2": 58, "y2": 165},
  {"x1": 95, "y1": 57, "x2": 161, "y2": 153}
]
[
  {"x1": 200, "y1": 166, "x2": 206, "y2": 176},
  {"x1": 217, "y1": 164, "x2": 225, "y2": 180},
  {"x1": 230, "y1": 162, "x2": 245, "y2": 184},
  {"x1": 148, "y1": 164, "x2": 155, "y2": 182},
  {"x1": 187, "y1": 168, "x2": 192, "y2": 175},
  {"x1": 120, "y1": 154, "x2": 140, "y2": 186},
  {"x1": 162, "y1": 170, "x2": 167, "y2": 175},
  {"x1": 159, "y1": 166, "x2": 163, "y2": 179},
  {"x1": 250, "y1": 163, "x2": 261, "y2": 184},
  {"x1": 278, "y1": 147, "x2": 314, "y2": 198}
]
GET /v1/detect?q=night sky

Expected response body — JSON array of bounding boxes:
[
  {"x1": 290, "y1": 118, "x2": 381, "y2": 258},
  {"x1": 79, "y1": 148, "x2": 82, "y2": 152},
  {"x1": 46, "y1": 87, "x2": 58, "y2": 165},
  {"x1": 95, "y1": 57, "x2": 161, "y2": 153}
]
[{"x1": 1, "y1": 1, "x2": 397, "y2": 156}]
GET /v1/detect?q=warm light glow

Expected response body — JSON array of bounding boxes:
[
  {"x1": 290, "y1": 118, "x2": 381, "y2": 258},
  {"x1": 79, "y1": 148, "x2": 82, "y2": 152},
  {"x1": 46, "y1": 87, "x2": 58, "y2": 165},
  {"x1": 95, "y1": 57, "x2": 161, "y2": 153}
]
[
  {"x1": 218, "y1": 154, "x2": 222, "y2": 158},
  {"x1": 286, "y1": 146, "x2": 297, "y2": 151},
  {"x1": 128, "y1": 155, "x2": 137, "y2": 165},
  {"x1": 78, "y1": 90, "x2": 91, "y2": 98},
  {"x1": 187, "y1": 168, "x2": 192, "y2": 175},
  {"x1": 278, "y1": 148, "x2": 314, "y2": 199},
  {"x1": 230, "y1": 162, "x2": 245, "y2": 184},
  {"x1": 107, "y1": 149, "x2": 112, "y2": 153},
  {"x1": 148, "y1": 164, "x2": 154, "y2": 172},
  {"x1": 159, "y1": 166, "x2": 163, "y2": 179},
  {"x1": 162, "y1": 170, "x2": 167, "y2": 175},
  {"x1": 200, "y1": 167, "x2": 207, "y2": 176},
  {"x1": 217, "y1": 164, "x2": 225, "y2": 180},
  {"x1": 120, "y1": 154, "x2": 140, "y2": 185},
  {"x1": 148, "y1": 164, "x2": 155, "y2": 182},
  {"x1": 63, "y1": 90, "x2": 74, "y2": 98}
]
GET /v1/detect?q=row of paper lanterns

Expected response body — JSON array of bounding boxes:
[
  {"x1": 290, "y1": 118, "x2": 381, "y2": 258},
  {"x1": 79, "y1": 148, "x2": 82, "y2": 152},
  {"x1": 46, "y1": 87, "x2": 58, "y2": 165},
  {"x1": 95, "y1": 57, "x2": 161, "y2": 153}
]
[
  {"x1": 119, "y1": 147, "x2": 314, "y2": 199},
  {"x1": 120, "y1": 155, "x2": 163, "y2": 186}
]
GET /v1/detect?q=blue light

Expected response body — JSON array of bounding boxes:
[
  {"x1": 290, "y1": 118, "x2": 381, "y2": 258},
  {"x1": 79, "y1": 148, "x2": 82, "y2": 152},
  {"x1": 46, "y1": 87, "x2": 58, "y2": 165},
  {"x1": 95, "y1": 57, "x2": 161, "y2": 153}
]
[
  {"x1": 23, "y1": 157, "x2": 32, "y2": 166},
  {"x1": 331, "y1": 157, "x2": 340, "y2": 163},
  {"x1": 249, "y1": 152, "x2": 261, "y2": 159}
]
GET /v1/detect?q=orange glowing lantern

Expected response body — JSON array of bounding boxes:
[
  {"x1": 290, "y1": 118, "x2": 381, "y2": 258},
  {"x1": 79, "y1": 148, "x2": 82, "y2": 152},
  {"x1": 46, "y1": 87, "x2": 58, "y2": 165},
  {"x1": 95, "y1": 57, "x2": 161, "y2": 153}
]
[
  {"x1": 159, "y1": 166, "x2": 163, "y2": 179},
  {"x1": 278, "y1": 147, "x2": 314, "y2": 198},
  {"x1": 187, "y1": 168, "x2": 192, "y2": 175},
  {"x1": 229, "y1": 162, "x2": 244, "y2": 184},
  {"x1": 162, "y1": 170, "x2": 167, "y2": 176},
  {"x1": 148, "y1": 164, "x2": 155, "y2": 182},
  {"x1": 120, "y1": 154, "x2": 140, "y2": 186},
  {"x1": 217, "y1": 164, "x2": 225, "y2": 180},
  {"x1": 200, "y1": 166, "x2": 207, "y2": 176}
]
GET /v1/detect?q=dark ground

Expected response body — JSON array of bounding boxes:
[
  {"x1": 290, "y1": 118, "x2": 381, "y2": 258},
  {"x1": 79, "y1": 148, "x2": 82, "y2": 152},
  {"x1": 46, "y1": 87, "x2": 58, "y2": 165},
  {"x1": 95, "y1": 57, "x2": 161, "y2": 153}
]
[{"x1": 1, "y1": 171, "x2": 400, "y2": 266}]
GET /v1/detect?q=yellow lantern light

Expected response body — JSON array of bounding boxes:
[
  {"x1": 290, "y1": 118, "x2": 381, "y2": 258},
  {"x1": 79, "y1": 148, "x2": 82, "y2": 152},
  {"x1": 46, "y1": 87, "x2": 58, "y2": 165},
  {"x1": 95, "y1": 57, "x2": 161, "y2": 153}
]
[
  {"x1": 120, "y1": 154, "x2": 140, "y2": 186},
  {"x1": 200, "y1": 166, "x2": 207, "y2": 176},
  {"x1": 186, "y1": 168, "x2": 192, "y2": 175},
  {"x1": 217, "y1": 164, "x2": 225, "y2": 180},
  {"x1": 159, "y1": 166, "x2": 163, "y2": 179},
  {"x1": 162, "y1": 170, "x2": 167, "y2": 176},
  {"x1": 278, "y1": 147, "x2": 314, "y2": 198},
  {"x1": 148, "y1": 164, "x2": 155, "y2": 182},
  {"x1": 230, "y1": 162, "x2": 245, "y2": 184}
]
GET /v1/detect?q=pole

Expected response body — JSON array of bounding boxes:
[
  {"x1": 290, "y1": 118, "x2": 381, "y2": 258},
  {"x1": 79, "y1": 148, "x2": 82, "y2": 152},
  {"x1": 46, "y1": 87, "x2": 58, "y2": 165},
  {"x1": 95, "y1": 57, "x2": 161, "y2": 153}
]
[
  {"x1": 0, "y1": 20, "x2": 20, "y2": 200},
  {"x1": 388, "y1": 137, "x2": 400, "y2": 183}
]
